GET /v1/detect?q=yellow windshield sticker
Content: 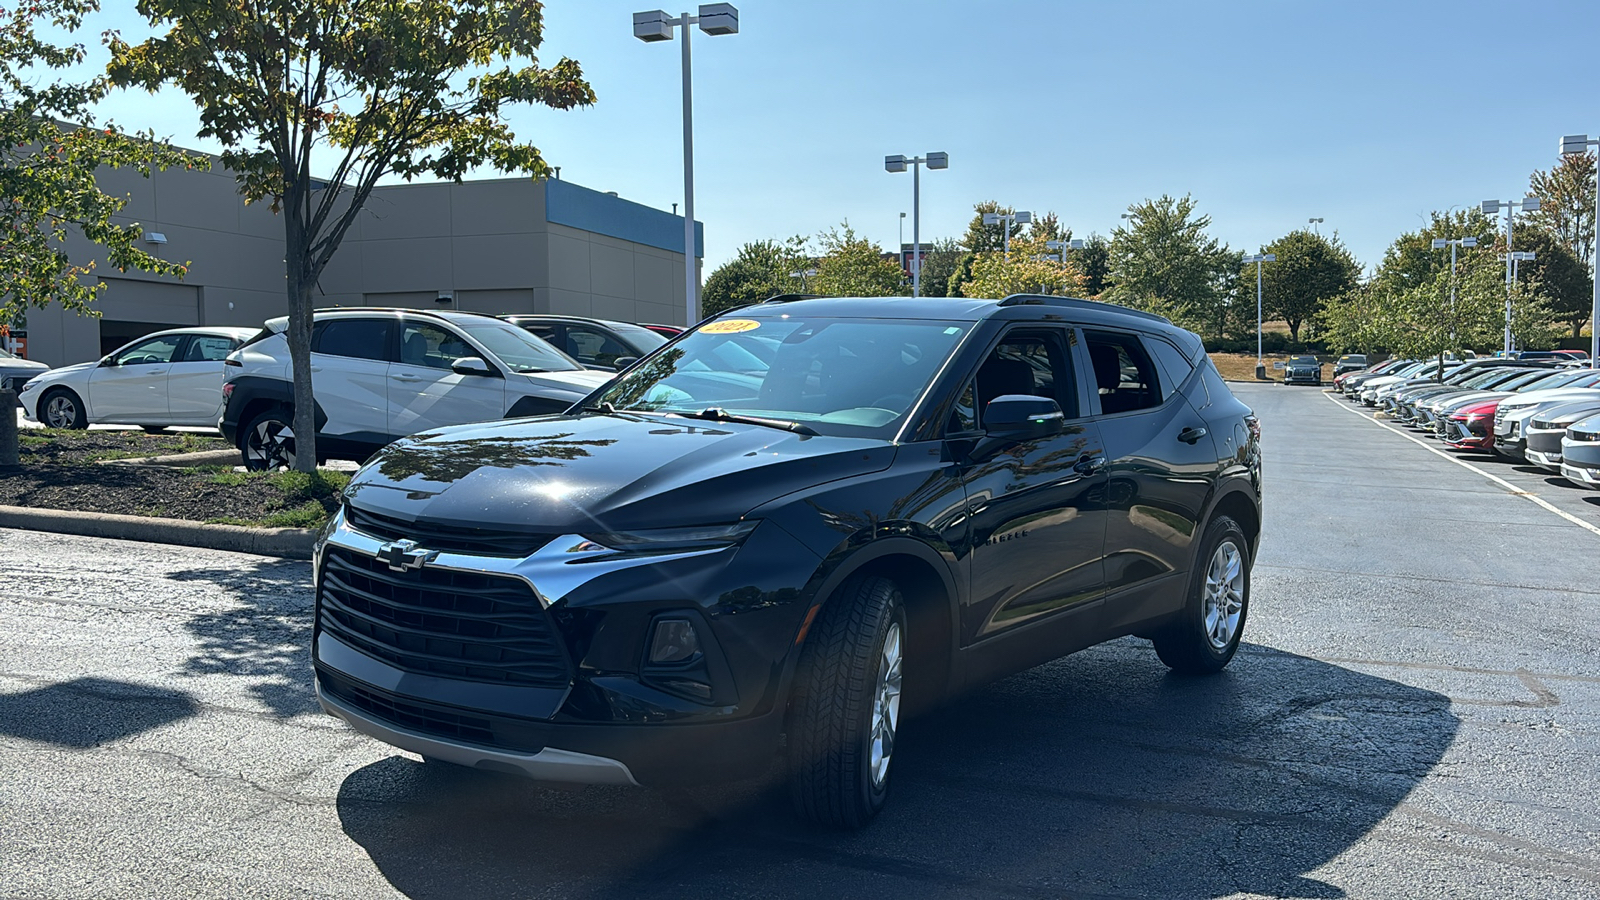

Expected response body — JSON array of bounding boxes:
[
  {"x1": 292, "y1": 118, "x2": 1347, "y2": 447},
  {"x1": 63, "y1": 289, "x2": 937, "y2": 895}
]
[{"x1": 701, "y1": 319, "x2": 761, "y2": 334}]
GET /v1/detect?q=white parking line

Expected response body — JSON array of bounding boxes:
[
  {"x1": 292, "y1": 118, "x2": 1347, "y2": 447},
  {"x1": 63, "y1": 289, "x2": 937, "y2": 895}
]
[{"x1": 1321, "y1": 390, "x2": 1600, "y2": 540}]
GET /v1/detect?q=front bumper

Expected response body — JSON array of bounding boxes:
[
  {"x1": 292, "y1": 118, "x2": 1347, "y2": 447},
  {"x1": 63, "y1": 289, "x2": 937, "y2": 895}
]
[
  {"x1": 1284, "y1": 370, "x2": 1322, "y2": 384},
  {"x1": 1526, "y1": 448, "x2": 1564, "y2": 470},
  {"x1": 1559, "y1": 462, "x2": 1600, "y2": 488}
]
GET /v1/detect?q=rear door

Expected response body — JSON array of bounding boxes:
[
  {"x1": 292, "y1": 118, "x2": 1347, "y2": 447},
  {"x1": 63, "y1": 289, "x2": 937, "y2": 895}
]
[
  {"x1": 1084, "y1": 329, "x2": 1218, "y2": 627},
  {"x1": 87, "y1": 333, "x2": 185, "y2": 422},
  {"x1": 311, "y1": 317, "x2": 396, "y2": 443},
  {"x1": 388, "y1": 318, "x2": 507, "y2": 436},
  {"x1": 166, "y1": 333, "x2": 241, "y2": 425}
]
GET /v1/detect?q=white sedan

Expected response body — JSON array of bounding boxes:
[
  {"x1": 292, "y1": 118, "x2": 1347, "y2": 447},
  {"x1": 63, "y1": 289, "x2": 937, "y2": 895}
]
[{"x1": 19, "y1": 327, "x2": 259, "y2": 431}]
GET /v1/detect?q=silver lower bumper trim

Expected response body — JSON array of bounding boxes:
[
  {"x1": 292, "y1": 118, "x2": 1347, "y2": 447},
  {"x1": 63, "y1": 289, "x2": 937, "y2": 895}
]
[
  {"x1": 1560, "y1": 464, "x2": 1600, "y2": 488},
  {"x1": 319, "y1": 685, "x2": 640, "y2": 786},
  {"x1": 1526, "y1": 449, "x2": 1563, "y2": 470}
]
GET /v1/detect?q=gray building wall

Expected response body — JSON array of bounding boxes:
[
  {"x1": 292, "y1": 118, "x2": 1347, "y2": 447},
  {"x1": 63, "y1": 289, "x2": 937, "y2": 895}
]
[{"x1": 24, "y1": 159, "x2": 701, "y2": 367}]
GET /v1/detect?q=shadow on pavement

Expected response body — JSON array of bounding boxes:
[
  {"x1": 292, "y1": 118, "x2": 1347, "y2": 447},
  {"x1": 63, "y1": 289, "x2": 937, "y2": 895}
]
[
  {"x1": 335, "y1": 642, "x2": 1457, "y2": 899},
  {"x1": 169, "y1": 557, "x2": 316, "y2": 717},
  {"x1": 0, "y1": 677, "x2": 198, "y2": 748}
]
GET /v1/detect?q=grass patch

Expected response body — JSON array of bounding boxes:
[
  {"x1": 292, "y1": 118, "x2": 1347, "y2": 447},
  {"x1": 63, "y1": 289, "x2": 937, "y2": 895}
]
[
  {"x1": 202, "y1": 469, "x2": 351, "y2": 529},
  {"x1": 206, "y1": 470, "x2": 252, "y2": 486}
]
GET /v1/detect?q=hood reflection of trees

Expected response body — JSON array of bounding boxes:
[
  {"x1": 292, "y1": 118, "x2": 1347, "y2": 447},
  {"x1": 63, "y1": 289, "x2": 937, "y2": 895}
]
[{"x1": 370, "y1": 433, "x2": 618, "y2": 485}]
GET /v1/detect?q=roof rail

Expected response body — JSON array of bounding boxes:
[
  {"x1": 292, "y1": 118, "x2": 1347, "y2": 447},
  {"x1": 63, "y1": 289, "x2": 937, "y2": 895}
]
[
  {"x1": 997, "y1": 294, "x2": 1171, "y2": 324},
  {"x1": 759, "y1": 293, "x2": 825, "y2": 304}
]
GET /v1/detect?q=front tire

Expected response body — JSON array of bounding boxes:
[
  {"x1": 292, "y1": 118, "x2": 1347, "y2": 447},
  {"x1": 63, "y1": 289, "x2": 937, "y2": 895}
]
[
  {"x1": 1152, "y1": 515, "x2": 1250, "y2": 674},
  {"x1": 241, "y1": 407, "x2": 296, "y2": 471},
  {"x1": 41, "y1": 388, "x2": 88, "y2": 429},
  {"x1": 788, "y1": 574, "x2": 905, "y2": 829}
]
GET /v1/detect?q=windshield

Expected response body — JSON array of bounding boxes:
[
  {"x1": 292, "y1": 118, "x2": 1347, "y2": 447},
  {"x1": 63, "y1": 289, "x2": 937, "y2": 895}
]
[
  {"x1": 0, "y1": 347, "x2": 16, "y2": 361},
  {"x1": 592, "y1": 316, "x2": 970, "y2": 438},
  {"x1": 454, "y1": 319, "x2": 582, "y2": 373},
  {"x1": 1290, "y1": 356, "x2": 1318, "y2": 364}
]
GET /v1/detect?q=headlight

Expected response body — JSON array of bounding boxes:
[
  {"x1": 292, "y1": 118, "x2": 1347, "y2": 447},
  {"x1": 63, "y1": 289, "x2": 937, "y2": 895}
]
[
  {"x1": 578, "y1": 520, "x2": 759, "y2": 552},
  {"x1": 18, "y1": 379, "x2": 38, "y2": 393}
]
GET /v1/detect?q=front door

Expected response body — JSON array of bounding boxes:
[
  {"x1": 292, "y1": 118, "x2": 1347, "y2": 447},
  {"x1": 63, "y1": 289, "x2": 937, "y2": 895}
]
[
  {"x1": 87, "y1": 333, "x2": 184, "y2": 422},
  {"x1": 960, "y1": 327, "x2": 1109, "y2": 645},
  {"x1": 388, "y1": 320, "x2": 506, "y2": 436}
]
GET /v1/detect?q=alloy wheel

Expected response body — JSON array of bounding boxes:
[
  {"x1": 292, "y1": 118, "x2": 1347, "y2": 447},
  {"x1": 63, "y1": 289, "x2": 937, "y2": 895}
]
[
  {"x1": 1203, "y1": 540, "x2": 1245, "y2": 650},
  {"x1": 246, "y1": 419, "x2": 296, "y2": 470},
  {"x1": 45, "y1": 395, "x2": 78, "y2": 429},
  {"x1": 869, "y1": 621, "x2": 903, "y2": 788}
]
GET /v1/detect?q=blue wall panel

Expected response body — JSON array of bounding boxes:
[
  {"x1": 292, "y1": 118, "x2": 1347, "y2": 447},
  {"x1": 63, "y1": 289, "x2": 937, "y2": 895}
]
[{"x1": 545, "y1": 179, "x2": 703, "y2": 258}]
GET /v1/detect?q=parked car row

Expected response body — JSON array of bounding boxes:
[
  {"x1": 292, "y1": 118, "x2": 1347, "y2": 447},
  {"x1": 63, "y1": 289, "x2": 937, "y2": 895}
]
[
  {"x1": 1333, "y1": 354, "x2": 1600, "y2": 489},
  {"x1": 16, "y1": 310, "x2": 674, "y2": 468}
]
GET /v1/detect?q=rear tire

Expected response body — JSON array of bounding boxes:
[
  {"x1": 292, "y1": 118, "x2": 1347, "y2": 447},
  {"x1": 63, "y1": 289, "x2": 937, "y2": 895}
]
[
  {"x1": 41, "y1": 388, "x2": 87, "y2": 429},
  {"x1": 1152, "y1": 515, "x2": 1250, "y2": 674},
  {"x1": 788, "y1": 574, "x2": 905, "y2": 829},
  {"x1": 241, "y1": 406, "x2": 296, "y2": 471},
  {"x1": 141, "y1": 426, "x2": 168, "y2": 435}
]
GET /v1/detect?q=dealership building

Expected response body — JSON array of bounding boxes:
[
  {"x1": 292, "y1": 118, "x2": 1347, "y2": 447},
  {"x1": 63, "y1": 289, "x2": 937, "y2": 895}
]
[{"x1": 22, "y1": 155, "x2": 703, "y2": 367}]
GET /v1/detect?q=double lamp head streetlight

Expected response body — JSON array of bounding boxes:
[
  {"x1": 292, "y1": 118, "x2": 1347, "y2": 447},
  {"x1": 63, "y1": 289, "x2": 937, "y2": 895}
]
[
  {"x1": 632, "y1": 4, "x2": 739, "y2": 325},
  {"x1": 1243, "y1": 252, "x2": 1276, "y2": 379},
  {"x1": 1482, "y1": 196, "x2": 1540, "y2": 353},
  {"x1": 982, "y1": 209, "x2": 1032, "y2": 259},
  {"x1": 1561, "y1": 134, "x2": 1600, "y2": 362},
  {"x1": 885, "y1": 152, "x2": 948, "y2": 298}
]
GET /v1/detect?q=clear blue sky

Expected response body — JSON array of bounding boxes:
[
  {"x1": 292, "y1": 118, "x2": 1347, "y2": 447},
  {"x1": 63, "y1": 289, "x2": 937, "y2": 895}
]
[{"x1": 76, "y1": 0, "x2": 1600, "y2": 275}]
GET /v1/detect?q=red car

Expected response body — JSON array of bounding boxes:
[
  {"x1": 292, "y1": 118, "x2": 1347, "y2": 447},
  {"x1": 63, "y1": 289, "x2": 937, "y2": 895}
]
[{"x1": 1442, "y1": 399, "x2": 1500, "y2": 450}]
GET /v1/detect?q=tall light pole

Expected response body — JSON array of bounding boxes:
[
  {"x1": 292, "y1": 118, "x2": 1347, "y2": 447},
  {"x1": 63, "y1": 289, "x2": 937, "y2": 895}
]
[
  {"x1": 1508, "y1": 250, "x2": 1536, "y2": 350},
  {"x1": 1243, "y1": 252, "x2": 1276, "y2": 379},
  {"x1": 885, "y1": 152, "x2": 949, "y2": 298},
  {"x1": 633, "y1": 5, "x2": 739, "y2": 326},
  {"x1": 1308, "y1": 217, "x2": 1324, "y2": 234},
  {"x1": 1431, "y1": 236, "x2": 1477, "y2": 378},
  {"x1": 1561, "y1": 134, "x2": 1600, "y2": 362},
  {"x1": 1044, "y1": 239, "x2": 1084, "y2": 294},
  {"x1": 1483, "y1": 196, "x2": 1542, "y2": 353},
  {"x1": 982, "y1": 209, "x2": 1033, "y2": 259}
]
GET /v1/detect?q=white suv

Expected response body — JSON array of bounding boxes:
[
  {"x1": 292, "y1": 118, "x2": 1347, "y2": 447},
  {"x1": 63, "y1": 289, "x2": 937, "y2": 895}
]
[{"x1": 219, "y1": 309, "x2": 612, "y2": 469}]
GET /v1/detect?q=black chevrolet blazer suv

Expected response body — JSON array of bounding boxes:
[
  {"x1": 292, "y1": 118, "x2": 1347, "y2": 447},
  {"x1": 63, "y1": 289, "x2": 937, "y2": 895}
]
[{"x1": 313, "y1": 294, "x2": 1263, "y2": 828}]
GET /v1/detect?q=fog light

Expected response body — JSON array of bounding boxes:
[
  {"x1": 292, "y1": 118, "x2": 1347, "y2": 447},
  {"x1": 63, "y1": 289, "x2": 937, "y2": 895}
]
[{"x1": 649, "y1": 618, "x2": 701, "y2": 664}]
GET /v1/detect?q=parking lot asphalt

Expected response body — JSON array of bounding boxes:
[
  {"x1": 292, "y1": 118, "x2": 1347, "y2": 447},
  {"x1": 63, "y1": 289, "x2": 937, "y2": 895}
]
[{"x1": 2, "y1": 381, "x2": 1598, "y2": 899}]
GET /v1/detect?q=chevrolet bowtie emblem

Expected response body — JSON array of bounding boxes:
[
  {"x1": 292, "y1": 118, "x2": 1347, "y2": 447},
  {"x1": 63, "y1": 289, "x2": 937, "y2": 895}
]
[{"x1": 375, "y1": 539, "x2": 437, "y2": 572}]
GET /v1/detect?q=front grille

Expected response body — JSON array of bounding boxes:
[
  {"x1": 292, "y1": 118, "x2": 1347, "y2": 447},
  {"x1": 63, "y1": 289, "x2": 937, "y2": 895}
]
[
  {"x1": 318, "y1": 546, "x2": 571, "y2": 688},
  {"x1": 321, "y1": 671, "x2": 498, "y2": 746},
  {"x1": 346, "y1": 506, "x2": 555, "y2": 557}
]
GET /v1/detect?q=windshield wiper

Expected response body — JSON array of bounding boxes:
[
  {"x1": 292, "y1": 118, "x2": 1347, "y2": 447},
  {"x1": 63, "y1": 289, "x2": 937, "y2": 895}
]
[{"x1": 683, "y1": 407, "x2": 817, "y2": 435}]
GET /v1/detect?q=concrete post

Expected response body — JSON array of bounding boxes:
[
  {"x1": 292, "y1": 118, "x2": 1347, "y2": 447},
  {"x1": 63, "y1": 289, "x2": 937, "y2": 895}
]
[{"x1": 0, "y1": 387, "x2": 18, "y2": 469}]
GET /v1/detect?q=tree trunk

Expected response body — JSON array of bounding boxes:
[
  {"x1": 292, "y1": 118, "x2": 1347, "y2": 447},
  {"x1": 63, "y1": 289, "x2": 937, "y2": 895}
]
[
  {"x1": 1287, "y1": 319, "x2": 1301, "y2": 344},
  {"x1": 284, "y1": 206, "x2": 318, "y2": 474}
]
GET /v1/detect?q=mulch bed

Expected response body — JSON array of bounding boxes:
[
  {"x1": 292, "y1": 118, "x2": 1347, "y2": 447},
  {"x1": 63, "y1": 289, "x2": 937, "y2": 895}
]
[{"x1": 0, "y1": 430, "x2": 342, "y2": 526}]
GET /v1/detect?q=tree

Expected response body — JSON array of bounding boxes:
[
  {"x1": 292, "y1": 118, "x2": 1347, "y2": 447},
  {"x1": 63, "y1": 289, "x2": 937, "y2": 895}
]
[
  {"x1": 109, "y1": 0, "x2": 595, "y2": 471},
  {"x1": 911, "y1": 237, "x2": 963, "y2": 298},
  {"x1": 1496, "y1": 225, "x2": 1594, "y2": 338},
  {"x1": 810, "y1": 223, "x2": 902, "y2": 297},
  {"x1": 701, "y1": 237, "x2": 809, "y2": 316},
  {"x1": 1370, "y1": 209, "x2": 1496, "y2": 297},
  {"x1": 1104, "y1": 195, "x2": 1237, "y2": 336},
  {"x1": 1251, "y1": 229, "x2": 1360, "y2": 343},
  {"x1": 1069, "y1": 233, "x2": 1111, "y2": 298},
  {"x1": 1, "y1": 0, "x2": 195, "y2": 325},
  {"x1": 959, "y1": 200, "x2": 1027, "y2": 253},
  {"x1": 960, "y1": 233, "x2": 1084, "y2": 300},
  {"x1": 1527, "y1": 152, "x2": 1596, "y2": 273}
]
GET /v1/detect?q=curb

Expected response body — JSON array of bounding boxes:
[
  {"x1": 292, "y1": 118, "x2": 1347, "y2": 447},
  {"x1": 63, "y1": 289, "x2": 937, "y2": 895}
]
[
  {"x1": 95, "y1": 449, "x2": 241, "y2": 468},
  {"x1": 0, "y1": 504, "x2": 316, "y2": 559}
]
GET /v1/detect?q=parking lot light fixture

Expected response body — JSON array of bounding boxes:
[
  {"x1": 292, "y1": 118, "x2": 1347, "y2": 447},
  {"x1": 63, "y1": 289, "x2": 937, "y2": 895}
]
[
  {"x1": 1308, "y1": 217, "x2": 1324, "y2": 233},
  {"x1": 1242, "y1": 252, "x2": 1276, "y2": 379},
  {"x1": 632, "y1": 5, "x2": 739, "y2": 326},
  {"x1": 1431, "y1": 236, "x2": 1477, "y2": 378},
  {"x1": 981, "y1": 209, "x2": 1033, "y2": 260},
  {"x1": 1483, "y1": 196, "x2": 1542, "y2": 353},
  {"x1": 1561, "y1": 134, "x2": 1600, "y2": 361},
  {"x1": 886, "y1": 152, "x2": 948, "y2": 297}
]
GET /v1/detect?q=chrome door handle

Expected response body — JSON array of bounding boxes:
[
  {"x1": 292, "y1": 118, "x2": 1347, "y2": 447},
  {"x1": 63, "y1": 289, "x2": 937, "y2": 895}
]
[
  {"x1": 1178, "y1": 426, "x2": 1208, "y2": 444},
  {"x1": 391, "y1": 373, "x2": 422, "y2": 382},
  {"x1": 1074, "y1": 455, "x2": 1107, "y2": 475}
]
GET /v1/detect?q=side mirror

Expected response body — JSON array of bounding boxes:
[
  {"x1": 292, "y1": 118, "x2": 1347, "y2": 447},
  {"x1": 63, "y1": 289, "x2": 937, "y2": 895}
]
[
  {"x1": 99, "y1": 355, "x2": 118, "y2": 367},
  {"x1": 612, "y1": 356, "x2": 639, "y2": 370},
  {"x1": 450, "y1": 356, "x2": 494, "y2": 376},
  {"x1": 984, "y1": 394, "x2": 1064, "y2": 441}
]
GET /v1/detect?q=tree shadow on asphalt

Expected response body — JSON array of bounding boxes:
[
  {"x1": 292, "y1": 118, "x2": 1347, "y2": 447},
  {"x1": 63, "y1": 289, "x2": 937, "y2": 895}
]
[
  {"x1": 334, "y1": 640, "x2": 1457, "y2": 900},
  {"x1": 0, "y1": 677, "x2": 198, "y2": 747},
  {"x1": 167, "y1": 558, "x2": 316, "y2": 718}
]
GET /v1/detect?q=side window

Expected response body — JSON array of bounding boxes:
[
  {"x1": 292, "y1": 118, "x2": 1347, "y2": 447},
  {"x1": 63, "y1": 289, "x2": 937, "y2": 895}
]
[
  {"x1": 313, "y1": 318, "x2": 394, "y2": 362},
  {"x1": 1145, "y1": 337, "x2": 1196, "y2": 402},
  {"x1": 525, "y1": 324, "x2": 560, "y2": 346},
  {"x1": 115, "y1": 335, "x2": 183, "y2": 366},
  {"x1": 1084, "y1": 330, "x2": 1161, "y2": 414},
  {"x1": 398, "y1": 322, "x2": 475, "y2": 370},
  {"x1": 566, "y1": 327, "x2": 630, "y2": 368},
  {"x1": 947, "y1": 328, "x2": 1077, "y2": 435},
  {"x1": 185, "y1": 336, "x2": 238, "y2": 362}
]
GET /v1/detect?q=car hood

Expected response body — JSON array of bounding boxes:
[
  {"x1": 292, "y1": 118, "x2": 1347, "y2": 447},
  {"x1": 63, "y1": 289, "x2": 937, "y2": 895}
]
[
  {"x1": 0, "y1": 358, "x2": 49, "y2": 375},
  {"x1": 512, "y1": 369, "x2": 613, "y2": 395},
  {"x1": 1433, "y1": 390, "x2": 1508, "y2": 412},
  {"x1": 1535, "y1": 400, "x2": 1600, "y2": 426},
  {"x1": 25, "y1": 361, "x2": 94, "y2": 383},
  {"x1": 341, "y1": 412, "x2": 896, "y2": 534}
]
